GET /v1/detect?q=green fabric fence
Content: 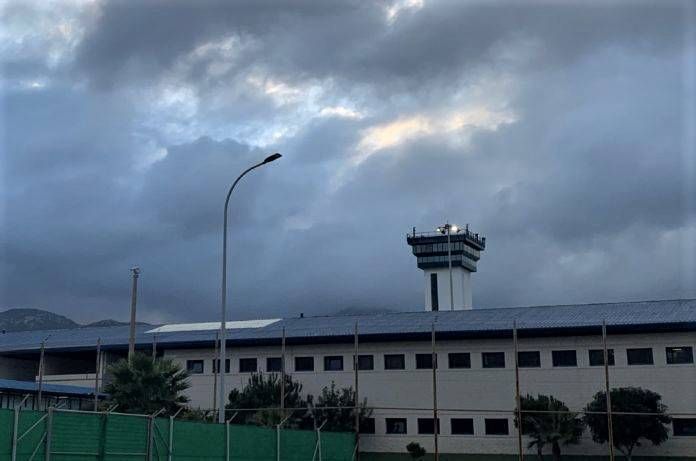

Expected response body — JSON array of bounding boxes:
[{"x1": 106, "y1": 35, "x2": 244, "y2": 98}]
[{"x1": 0, "y1": 408, "x2": 355, "y2": 461}]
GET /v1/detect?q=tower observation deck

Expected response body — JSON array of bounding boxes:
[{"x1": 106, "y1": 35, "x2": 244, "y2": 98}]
[{"x1": 406, "y1": 225, "x2": 486, "y2": 311}]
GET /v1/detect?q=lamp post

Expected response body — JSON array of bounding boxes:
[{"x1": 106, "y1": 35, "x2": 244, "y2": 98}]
[
  {"x1": 437, "y1": 223, "x2": 460, "y2": 311},
  {"x1": 218, "y1": 152, "x2": 282, "y2": 423}
]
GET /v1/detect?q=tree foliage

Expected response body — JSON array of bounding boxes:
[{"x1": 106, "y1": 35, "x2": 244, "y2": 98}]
[
  {"x1": 226, "y1": 373, "x2": 308, "y2": 427},
  {"x1": 307, "y1": 381, "x2": 373, "y2": 432},
  {"x1": 103, "y1": 353, "x2": 190, "y2": 416},
  {"x1": 227, "y1": 374, "x2": 371, "y2": 432},
  {"x1": 584, "y1": 387, "x2": 671, "y2": 460},
  {"x1": 406, "y1": 441, "x2": 426, "y2": 459},
  {"x1": 515, "y1": 394, "x2": 584, "y2": 461}
]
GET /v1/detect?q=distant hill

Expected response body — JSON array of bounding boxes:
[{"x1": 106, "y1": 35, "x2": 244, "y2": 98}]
[
  {"x1": 0, "y1": 308, "x2": 78, "y2": 332},
  {"x1": 0, "y1": 308, "x2": 149, "y2": 332},
  {"x1": 84, "y1": 319, "x2": 133, "y2": 328}
]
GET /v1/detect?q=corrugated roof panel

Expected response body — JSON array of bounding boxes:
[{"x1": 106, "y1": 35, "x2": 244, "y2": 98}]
[
  {"x1": 0, "y1": 378, "x2": 101, "y2": 396},
  {"x1": 0, "y1": 299, "x2": 694, "y2": 353}
]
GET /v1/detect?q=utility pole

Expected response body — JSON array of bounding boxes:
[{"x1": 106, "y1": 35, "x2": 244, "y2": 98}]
[
  {"x1": 37, "y1": 338, "x2": 47, "y2": 411},
  {"x1": 94, "y1": 338, "x2": 101, "y2": 411},
  {"x1": 128, "y1": 267, "x2": 140, "y2": 362}
]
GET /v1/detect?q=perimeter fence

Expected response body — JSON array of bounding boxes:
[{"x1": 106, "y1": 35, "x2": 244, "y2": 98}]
[{"x1": 0, "y1": 407, "x2": 355, "y2": 461}]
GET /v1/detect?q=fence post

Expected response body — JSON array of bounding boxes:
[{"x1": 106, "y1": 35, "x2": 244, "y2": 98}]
[
  {"x1": 513, "y1": 321, "x2": 524, "y2": 461},
  {"x1": 146, "y1": 416, "x2": 153, "y2": 461},
  {"x1": 225, "y1": 419, "x2": 230, "y2": 461},
  {"x1": 37, "y1": 339, "x2": 46, "y2": 411},
  {"x1": 213, "y1": 332, "x2": 219, "y2": 411},
  {"x1": 168, "y1": 407, "x2": 183, "y2": 461},
  {"x1": 94, "y1": 338, "x2": 101, "y2": 412},
  {"x1": 44, "y1": 407, "x2": 53, "y2": 461},
  {"x1": 225, "y1": 412, "x2": 238, "y2": 461},
  {"x1": 276, "y1": 412, "x2": 292, "y2": 461},
  {"x1": 602, "y1": 320, "x2": 615, "y2": 461},
  {"x1": 317, "y1": 420, "x2": 327, "y2": 461},
  {"x1": 11, "y1": 395, "x2": 29, "y2": 461},
  {"x1": 280, "y1": 327, "x2": 286, "y2": 416},
  {"x1": 353, "y1": 322, "x2": 359, "y2": 461},
  {"x1": 98, "y1": 412, "x2": 108, "y2": 461}
]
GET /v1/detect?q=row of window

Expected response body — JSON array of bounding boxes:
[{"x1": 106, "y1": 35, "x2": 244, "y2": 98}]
[
  {"x1": 185, "y1": 346, "x2": 694, "y2": 374},
  {"x1": 360, "y1": 417, "x2": 507, "y2": 436},
  {"x1": 417, "y1": 255, "x2": 477, "y2": 266},
  {"x1": 412, "y1": 242, "x2": 481, "y2": 258},
  {"x1": 360, "y1": 417, "x2": 696, "y2": 437}
]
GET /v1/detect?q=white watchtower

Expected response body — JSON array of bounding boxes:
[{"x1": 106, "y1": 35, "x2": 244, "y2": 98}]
[{"x1": 406, "y1": 224, "x2": 486, "y2": 311}]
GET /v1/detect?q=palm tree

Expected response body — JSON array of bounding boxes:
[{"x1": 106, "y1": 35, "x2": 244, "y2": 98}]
[
  {"x1": 516, "y1": 394, "x2": 584, "y2": 461},
  {"x1": 103, "y1": 353, "x2": 190, "y2": 416}
]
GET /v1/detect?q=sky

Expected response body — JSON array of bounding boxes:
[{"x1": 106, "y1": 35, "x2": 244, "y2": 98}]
[{"x1": 1, "y1": 0, "x2": 695, "y2": 324}]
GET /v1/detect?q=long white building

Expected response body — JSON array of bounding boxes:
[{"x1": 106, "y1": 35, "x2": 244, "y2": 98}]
[{"x1": 1, "y1": 227, "x2": 695, "y2": 457}]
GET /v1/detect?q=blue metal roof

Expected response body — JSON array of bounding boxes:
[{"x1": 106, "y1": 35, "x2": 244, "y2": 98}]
[
  {"x1": 1, "y1": 299, "x2": 695, "y2": 353},
  {"x1": 0, "y1": 378, "x2": 101, "y2": 397}
]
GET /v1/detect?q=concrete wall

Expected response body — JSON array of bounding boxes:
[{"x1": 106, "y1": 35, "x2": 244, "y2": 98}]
[
  {"x1": 424, "y1": 267, "x2": 472, "y2": 311},
  {"x1": 162, "y1": 331, "x2": 696, "y2": 457}
]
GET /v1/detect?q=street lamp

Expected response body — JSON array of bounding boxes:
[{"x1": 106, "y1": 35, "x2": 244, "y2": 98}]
[
  {"x1": 437, "y1": 223, "x2": 461, "y2": 311},
  {"x1": 218, "y1": 152, "x2": 282, "y2": 423}
]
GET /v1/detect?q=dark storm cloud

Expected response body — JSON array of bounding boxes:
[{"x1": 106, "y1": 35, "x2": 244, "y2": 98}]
[
  {"x1": 74, "y1": 0, "x2": 684, "y2": 92},
  {"x1": 1, "y1": 0, "x2": 695, "y2": 324}
]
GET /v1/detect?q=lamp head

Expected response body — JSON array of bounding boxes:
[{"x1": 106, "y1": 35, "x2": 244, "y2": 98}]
[{"x1": 263, "y1": 153, "x2": 282, "y2": 164}]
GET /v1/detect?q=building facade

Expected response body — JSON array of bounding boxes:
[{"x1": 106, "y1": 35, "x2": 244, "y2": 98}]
[{"x1": 1, "y1": 300, "x2": 695, "y2": 457}]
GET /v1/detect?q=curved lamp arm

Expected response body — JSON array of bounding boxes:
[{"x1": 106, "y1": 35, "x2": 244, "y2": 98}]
[{"x1": 218, "y1": 152, "x2": 281, "y2": 423}]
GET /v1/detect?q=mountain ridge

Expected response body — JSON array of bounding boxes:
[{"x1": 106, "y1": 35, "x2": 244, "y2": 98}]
[{"x1": 0, "y1": 308, "x2": 149, "y2": 332}]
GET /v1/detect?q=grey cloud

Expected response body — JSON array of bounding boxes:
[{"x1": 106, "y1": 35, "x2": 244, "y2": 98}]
[
  {"x1": 1, "y1": 1, "x2": 694, "y2": 325},
  {"x1": 73, "y1": 1, "x2": 686, "y2": 93}
]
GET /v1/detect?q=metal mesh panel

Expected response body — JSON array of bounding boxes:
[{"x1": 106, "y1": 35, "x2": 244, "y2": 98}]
[
  {"x1": 172, "y1": 420, "x2": 226, "y2": 461},
  {"x1": 0, "y1": 409, "x2": 12, "y2": 459},
  {"x1": 280, "y1": 428, "x2": 316, "y2": 461},
  {"x1": 15, "y1": 409, "x2": 47, "y2": 461},
  {"x1": 103, "y1": 413, "x2": 148, "y2": 461},
  {"x1": 0, "y1": 408, "x2": 356, "y2": 461},
  {"x1": 321, "y1": 431, "x2": 356, "y2": 461},
  {"x1": 51, "y1": 410, "x2": 101, "y2": 460},
  {"x1": 228, "y1": 424, "x2": 277, "y2": 461}
]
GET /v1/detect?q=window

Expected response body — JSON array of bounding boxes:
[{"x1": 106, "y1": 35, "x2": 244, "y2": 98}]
[
  {"x1": 324, "y1": 356, "x2": 344, "y2": 371},
  {"x1": 354, "y1": 354, "x2": 374, "y2": 371},
  {"x1": 430, "y1": 273, "x2": 439, "y2": 311},
  {"x1": 448, "y1": 352, "x2": 471, "y2": 369},
  {"x1": 266, "y1": 357, "x2": 282, "y2": 372},
  {"x1": 451, "y1": 418, "x2": 474, "y2": 435},
  {"x1": 417, "y1": 418, "x2": 440, "y2": 434},
  {"x1": 589, "y1": 349, "x2": 615, "y2": 366},
  {"x1": 384, "y1": 354, "x2": 405, "y2": 370},
  {"x1": 295, "y1": 356, "x2": 314, "y2": 372},
  {"x1": 666, "y1": 347, "x2": 694, "y2": 365},
  {"x1": 386, "y1": 418, "x2": 408, "y2": 434},
  {"x1": 359, "y1": 418, "x2": 375, "y2": 434},
  {"x1": 485, "y1": 418, "x2": 509, "y2": 435},
  {"x1": 673, "y1": 418, "x2": 696, "y2": 436},
  {"x1": 416, "y1": 353, "x2": 437, "y2": 369},
  {"x1": 552, "y1": 350, "x2": 577, "y2": 367},
  {"x1": 627, "y1": 348, "x2": 653, "y2": 365},
  {"x1": 517, "y1": 351, "x2": 541, "y2": 368},
  {"x1": 186, "y1": 360, "x2": 204, "y2": 374},
  {"x1": 482, "y1": 352, "x2": 505, "y2": 368},
  {"x1": 212, "y1": 359, "x2": 230, "y2": 373},
  {"x1": 239, "y1": 358, "x2": 257, "y2": 373}
]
